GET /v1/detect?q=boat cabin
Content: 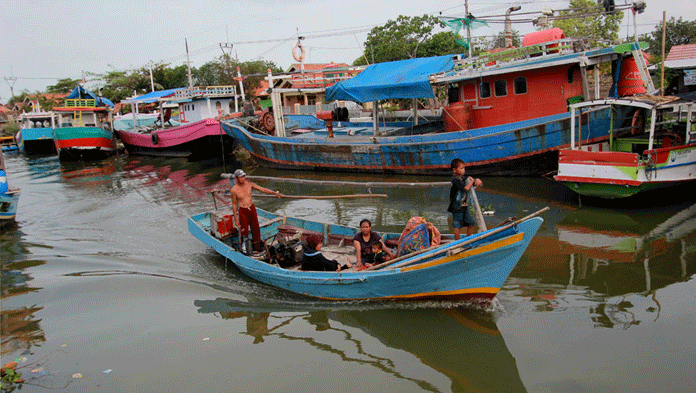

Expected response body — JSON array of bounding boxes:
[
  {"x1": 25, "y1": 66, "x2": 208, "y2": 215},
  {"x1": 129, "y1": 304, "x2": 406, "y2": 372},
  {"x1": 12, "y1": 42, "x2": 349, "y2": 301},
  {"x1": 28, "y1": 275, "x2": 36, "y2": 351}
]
[
  {"x1": 167, "y1": 86, "x2": 240, "y2": 123},
  {"x1": 53, "y1": 98, "x2": 110, "y2": 128},
  {"x1": 429, "y1": 29, "x2": 653, "y2": 132},
  {"x1": 19, "y1": 111, "x2": 56, "y2": 130}
]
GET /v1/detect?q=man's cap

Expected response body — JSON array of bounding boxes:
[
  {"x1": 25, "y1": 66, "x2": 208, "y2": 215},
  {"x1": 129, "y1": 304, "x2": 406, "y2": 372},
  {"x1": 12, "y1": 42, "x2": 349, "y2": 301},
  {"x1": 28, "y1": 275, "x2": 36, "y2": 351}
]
[{"x1": 233, "y1": 169, "x2": 247, "y2": 178}]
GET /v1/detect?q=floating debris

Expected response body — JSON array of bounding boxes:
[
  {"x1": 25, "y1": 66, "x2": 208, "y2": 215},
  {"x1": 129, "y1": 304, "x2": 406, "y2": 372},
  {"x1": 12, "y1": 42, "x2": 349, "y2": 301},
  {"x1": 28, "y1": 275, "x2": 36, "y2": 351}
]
[{"x1": 72, "y1": 373, "x2": 83, "y2": 379}]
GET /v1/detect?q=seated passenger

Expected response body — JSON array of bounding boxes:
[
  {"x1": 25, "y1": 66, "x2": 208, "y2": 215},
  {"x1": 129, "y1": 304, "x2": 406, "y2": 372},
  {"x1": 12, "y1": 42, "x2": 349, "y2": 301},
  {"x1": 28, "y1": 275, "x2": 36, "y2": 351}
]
[
  {"x1": 353, "y1": 218, "x2": 394, "y2": 267},
  {"x1": 372, "y1": 242, "x2": 391, "y2": 264},
  {"x1": 301, "y1": 234, "x2": 351, "y2": 271}
]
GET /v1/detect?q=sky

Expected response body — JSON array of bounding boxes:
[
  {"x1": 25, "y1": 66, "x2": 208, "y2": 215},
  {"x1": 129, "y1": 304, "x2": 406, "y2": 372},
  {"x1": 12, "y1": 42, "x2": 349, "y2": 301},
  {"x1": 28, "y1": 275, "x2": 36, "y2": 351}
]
[{"x1": 1, "y1": 0, "x2": 694, "y2": 102}]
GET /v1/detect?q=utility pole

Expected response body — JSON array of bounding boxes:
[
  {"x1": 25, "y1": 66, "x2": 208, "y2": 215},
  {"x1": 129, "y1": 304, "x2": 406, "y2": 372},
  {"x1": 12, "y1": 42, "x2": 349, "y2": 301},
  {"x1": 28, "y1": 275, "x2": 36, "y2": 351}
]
[
  {"x1": 3, "y1": 76, "x2": 17, "y2": 99},
  {"x1": 465, "y1": 0, "x2": 472, "y2": 57}
]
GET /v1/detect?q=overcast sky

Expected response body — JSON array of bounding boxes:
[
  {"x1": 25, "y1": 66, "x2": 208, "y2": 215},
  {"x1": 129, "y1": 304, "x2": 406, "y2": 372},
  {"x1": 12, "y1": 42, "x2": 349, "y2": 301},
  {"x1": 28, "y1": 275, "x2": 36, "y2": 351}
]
[{"x1": 1, "y1": 0, "x2": 693, "y2": 102}]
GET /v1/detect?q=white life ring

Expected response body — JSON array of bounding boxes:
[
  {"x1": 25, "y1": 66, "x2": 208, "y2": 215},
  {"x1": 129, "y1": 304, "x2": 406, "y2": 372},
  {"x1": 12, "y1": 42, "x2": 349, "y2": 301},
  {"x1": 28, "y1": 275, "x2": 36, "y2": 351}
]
[{"x1": 292, "y1": 41, "x2": 305, "y2": 62}]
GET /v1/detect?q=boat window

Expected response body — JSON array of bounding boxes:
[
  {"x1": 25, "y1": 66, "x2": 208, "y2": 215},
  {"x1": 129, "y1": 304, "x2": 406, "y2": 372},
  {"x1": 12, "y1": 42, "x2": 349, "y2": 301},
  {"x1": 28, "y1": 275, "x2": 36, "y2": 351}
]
[
  {"x1": 514, "y1": 77, "x2": 527, "y2": 94},
  {"x1": 480, "y1": 81, "x2": 491, "y2": 98},
  {"x1": 192, "y1": 104, "x2": 195, "y2": 110},
  {"x1": 494, "y1": 79, "x2": 507, "y2": 97}
]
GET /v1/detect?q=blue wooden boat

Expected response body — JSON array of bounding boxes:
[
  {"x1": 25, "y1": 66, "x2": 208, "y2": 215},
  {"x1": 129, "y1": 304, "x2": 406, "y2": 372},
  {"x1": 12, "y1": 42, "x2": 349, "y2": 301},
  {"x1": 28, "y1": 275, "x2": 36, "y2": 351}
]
[
  {"x1": 223, "y1": 32, "x2": 653, "y2": 176},
  {"x1": 0, "y1": 150, "x2": 20, "y2": 226},
  {"x1": 16, "y1": 110, "x2": 58, "y2": 155},
  {"x1": 188, "y1": 205, "x2": 545, "y2": 301}
]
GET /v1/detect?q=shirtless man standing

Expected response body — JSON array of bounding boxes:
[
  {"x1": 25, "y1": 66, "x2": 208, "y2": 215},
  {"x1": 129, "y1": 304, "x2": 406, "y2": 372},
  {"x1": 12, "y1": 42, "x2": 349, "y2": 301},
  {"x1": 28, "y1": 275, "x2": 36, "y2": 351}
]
[{"x1": 229, "y1": 169, "x2": 283, "y2": 252}]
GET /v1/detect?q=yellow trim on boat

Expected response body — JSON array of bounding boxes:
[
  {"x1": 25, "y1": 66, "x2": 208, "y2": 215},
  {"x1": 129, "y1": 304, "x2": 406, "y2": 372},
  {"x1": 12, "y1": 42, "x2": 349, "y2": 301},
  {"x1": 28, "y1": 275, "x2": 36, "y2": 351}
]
[
  {"x1": 308, "y1": 286, "x2": 500, "y2": 301},
  {"x1": 401, "y1": 232, "x2": 525, "y2": 272}
]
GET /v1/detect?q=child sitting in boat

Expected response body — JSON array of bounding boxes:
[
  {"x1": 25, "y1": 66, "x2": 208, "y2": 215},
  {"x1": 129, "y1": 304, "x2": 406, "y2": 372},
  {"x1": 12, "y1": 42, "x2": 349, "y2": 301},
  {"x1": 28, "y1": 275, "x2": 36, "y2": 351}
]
[
  {"x1": 371, "y1": 242, "x2": 391, "y2": 265},
  {"x1": 301, "y1": 234, "x2": 352, "y2": 271}
]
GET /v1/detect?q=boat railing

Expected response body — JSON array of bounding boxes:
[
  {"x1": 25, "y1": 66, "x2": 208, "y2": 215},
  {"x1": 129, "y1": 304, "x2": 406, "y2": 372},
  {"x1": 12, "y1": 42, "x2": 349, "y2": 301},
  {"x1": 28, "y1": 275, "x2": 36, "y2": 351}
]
[
  {"x1": 174, "y1": 85, "x2": 237, "y2": 99},
  {"x1": 64, "y1": 98, "x2": 96, "y2": 108},
  {"x1": 429, "y1": 38, "x2": 585, "y2": 83}
]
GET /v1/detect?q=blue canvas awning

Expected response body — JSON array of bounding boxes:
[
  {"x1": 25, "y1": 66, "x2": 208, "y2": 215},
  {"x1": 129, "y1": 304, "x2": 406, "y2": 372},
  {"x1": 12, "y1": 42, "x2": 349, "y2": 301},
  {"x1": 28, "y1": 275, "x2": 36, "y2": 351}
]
[
  {"x1": 67, "y1": 85, "x2": 115, "y2": 107},
  {"x1": 325, "y1": 55, "x2": 457, "y2": 103},
  {"x1": 122, "y1": 88, "x2": 185, "y2": 104}
]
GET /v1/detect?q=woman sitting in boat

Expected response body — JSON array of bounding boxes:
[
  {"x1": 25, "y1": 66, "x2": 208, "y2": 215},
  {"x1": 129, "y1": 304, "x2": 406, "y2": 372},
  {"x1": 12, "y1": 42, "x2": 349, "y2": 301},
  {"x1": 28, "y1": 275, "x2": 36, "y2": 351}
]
[
  {"x1": 353, "y1": 219, "x2": 394, "y2": 268},
  {"x1": 301, "y1": 234, "x2": 351, "y2": 271}
]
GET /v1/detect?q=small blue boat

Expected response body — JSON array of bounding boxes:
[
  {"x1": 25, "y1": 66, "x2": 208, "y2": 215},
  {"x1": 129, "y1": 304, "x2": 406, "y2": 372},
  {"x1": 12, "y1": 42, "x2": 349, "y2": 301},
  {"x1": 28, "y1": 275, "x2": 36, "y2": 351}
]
[
  {"x1": 188, "y1": 205, "x2": 545, "y2": 302},
  {"x1": 16, "y1": 110, "x2": 58, "y2": 155},
  {"x1": 0, "y1": 150, "x2": 20, "y2": 226}
]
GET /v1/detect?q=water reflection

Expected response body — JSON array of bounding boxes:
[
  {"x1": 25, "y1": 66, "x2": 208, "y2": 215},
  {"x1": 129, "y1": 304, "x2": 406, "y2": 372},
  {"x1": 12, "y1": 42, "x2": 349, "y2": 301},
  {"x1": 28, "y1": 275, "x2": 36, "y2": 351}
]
[
  {"x1": 506, "y1": 202, "x2": 696, "y2": 328},
  {"x1": 1, "y1": 228, "x2": 46, "y2": 356},
  {"x1": 195, "y1": 298, "x2": 527, "y2": 393}
]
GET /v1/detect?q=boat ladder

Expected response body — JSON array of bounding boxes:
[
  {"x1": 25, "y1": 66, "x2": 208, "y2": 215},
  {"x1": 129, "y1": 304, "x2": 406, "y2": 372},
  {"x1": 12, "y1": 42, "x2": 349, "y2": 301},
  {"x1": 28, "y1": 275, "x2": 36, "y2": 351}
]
[{"x1": 73, "y1": 110, "x2": 82, "y2": 126}]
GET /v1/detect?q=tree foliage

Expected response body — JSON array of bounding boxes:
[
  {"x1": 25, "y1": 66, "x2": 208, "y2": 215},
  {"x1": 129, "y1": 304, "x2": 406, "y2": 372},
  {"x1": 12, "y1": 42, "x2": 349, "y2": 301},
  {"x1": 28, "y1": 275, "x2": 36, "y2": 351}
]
[
  {"x1": 355, "y1": 15, "x2": 461, "y2": 65},
  {"x1": 642, "y1": 16, "x2": 696, "y2": 60},
  {"x1": 551, "y1": 0, "x2": 623, "y2": 44},
  {"x1": 46, "y1": 78, "x2": 82, "y2": 93}
]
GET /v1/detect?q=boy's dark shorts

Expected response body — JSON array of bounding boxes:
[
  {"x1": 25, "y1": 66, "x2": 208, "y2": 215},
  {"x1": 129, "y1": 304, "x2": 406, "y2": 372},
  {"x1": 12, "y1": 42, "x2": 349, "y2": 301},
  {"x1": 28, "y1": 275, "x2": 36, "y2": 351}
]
[{"x1": 452, "y1": 209, "x2": 476, "y2": 228}]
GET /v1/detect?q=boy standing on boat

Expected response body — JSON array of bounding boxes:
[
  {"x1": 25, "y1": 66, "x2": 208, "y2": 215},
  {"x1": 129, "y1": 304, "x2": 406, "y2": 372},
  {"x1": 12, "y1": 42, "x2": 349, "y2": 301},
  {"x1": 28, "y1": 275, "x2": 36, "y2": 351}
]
[
  {"x1": 230, "y1": 169, "x2": 283, "y2": 252},
  {"x1": 448, "y1": 158, "x2": 482, "y2": 239}
]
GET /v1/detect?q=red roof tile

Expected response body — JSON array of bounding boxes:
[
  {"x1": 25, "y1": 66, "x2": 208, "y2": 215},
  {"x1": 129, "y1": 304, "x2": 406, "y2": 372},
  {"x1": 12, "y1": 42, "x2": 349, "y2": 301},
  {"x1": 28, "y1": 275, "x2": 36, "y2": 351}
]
[{"x1": 666, "y1": 44, "x2": 696, "y2": 61}]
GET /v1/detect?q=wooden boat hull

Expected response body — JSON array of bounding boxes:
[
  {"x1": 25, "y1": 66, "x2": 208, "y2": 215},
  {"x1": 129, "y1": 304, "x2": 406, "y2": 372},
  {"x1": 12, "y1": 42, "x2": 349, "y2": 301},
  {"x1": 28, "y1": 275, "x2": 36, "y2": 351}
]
[
  {"x1": 0, "y1": 191, "x2": 20, "y2": 226},
  {"x1": 188, "y1": 208, "x2": 543, "y2": 301},
  {"x1": 16, "y1": 128, "x2": 56, "y2": 155},
  {"x1": 555, "y1": 140, "x2": 696, "y2": 199},
  {"x1": 53, "y1": 126, "x2": 116, "y2": 161},
  {"x1": 222, "y1": 107, "x2": 613, "y2": 176},
  {"x1": 116, "y1": 119, "x2": 235, "y2": 158}
]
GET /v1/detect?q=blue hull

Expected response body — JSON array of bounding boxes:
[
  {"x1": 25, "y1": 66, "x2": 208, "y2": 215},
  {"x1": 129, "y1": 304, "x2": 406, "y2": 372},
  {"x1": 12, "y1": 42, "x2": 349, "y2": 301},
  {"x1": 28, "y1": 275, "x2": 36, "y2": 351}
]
[
  {"x1": 222, "y1": 107, "x2": 613, "y2": 176},
  {"x1": 17, "y1": 127, "x2": 56, "y2": 155},
  {"x1": 0, "y1": 191, "x2": 20, "y2": 226},
  {"x1": 188, "y1": 208, "x2": 542, "y2": 301}
]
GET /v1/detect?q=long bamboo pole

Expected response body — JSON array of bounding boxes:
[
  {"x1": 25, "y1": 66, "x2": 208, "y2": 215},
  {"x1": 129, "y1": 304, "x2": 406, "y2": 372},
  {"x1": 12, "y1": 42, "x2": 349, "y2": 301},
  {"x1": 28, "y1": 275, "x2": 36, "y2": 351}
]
[
  {"x1": 253, "y1": 193, "x2": 387, "y2": 199},
  {"x1": 661, "y1": 11, "x2": 666, "y2": 96},
  {"x1": 221, "y1": 174, "x2": 450, "y2": 188},
  {"x1": 365, "y1": 206, "x2": 549, "y2": 271}
]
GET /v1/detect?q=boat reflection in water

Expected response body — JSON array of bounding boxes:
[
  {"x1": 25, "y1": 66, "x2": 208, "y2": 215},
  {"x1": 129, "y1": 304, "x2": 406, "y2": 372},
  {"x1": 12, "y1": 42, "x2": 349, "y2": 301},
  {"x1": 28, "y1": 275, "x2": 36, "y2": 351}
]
[
  {"x1": 195, "y1": 299, "x2": 527, "y2": 393},
  {"x1": 508, "y1": 202, "x2": 696, "y2": 328}
]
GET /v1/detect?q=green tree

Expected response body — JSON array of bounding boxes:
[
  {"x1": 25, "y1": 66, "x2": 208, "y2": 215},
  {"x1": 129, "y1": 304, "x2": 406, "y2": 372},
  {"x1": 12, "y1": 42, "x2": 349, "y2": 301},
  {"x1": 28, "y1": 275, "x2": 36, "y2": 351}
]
[
  {"x1": 488, "y1": 30, "x2": 522, "y2": 50},
  {"x1": 47, "y1": 78, "x2": 82, "y2": 93},
  {"x1": 551, "y1": 0, "x2": 623, "y2": 44},
  {"x1": 642, "y1": 17, "x2": 696, "y2": 60},
  {"x1": 355, "y1": 15, "x2": 459, "y2": 65}
]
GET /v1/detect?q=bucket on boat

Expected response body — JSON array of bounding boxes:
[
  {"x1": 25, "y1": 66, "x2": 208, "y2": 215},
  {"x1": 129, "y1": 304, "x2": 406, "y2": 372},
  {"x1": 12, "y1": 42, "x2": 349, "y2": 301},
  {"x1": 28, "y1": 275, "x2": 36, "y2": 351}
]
[{"x1": 617, "y1": 55, "x2": 648, "y2": 96}]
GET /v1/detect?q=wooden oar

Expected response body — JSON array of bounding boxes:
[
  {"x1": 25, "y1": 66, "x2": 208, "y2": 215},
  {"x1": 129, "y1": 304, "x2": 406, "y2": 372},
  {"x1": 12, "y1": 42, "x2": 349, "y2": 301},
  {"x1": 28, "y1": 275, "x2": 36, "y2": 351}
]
[
  {"x1": 365, "y1": 206, "x2": 550, "y2": 271},
  {"x1": 253, "y1": 193, "x2": 387, "y2": 199}
]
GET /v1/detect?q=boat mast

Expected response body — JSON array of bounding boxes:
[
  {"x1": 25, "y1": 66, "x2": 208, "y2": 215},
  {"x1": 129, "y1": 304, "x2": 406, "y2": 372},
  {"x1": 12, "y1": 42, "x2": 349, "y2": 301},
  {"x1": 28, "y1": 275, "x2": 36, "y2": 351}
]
[{"x1": 185, "y1": 38, "x2": 193, "y2": 89}]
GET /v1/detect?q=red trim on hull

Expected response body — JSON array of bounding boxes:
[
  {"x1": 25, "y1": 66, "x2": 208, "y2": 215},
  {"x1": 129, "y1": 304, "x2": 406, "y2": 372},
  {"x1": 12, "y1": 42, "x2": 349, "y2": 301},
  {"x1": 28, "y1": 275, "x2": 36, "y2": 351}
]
[
  {"x1": 559, "y1": 150, "x2": 639, "y2": 165},
  {"x1": 55, "y1": 138, "x2": 115, "y2": 150},
  {"x1": 554, "y1": 175, "x2": 642, "y2": 186}
]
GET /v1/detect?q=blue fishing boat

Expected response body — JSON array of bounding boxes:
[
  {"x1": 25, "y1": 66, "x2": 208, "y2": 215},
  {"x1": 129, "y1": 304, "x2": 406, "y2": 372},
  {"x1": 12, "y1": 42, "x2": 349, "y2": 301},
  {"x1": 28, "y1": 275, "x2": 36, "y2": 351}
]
[
  {"x1": 0, "y1": 150, "x2": 20, "y2": 226},
  {"x1": 52, "y1": 85, "x2": 116, "y2": 161},
  {"x1": 188, "y1": 204, "x2": 545, "y2": 301},
  {"x1": 16, "y1": 110, "x2": 58, "y2": 155},
  {"x1": 223, "y1": 30, "x2": 653, "y2": 176}
]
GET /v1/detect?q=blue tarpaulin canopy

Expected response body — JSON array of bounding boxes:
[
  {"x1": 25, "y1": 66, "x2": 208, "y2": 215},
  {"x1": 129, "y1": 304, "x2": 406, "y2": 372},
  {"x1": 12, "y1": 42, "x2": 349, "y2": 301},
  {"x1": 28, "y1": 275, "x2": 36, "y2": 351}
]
[
  {"x1": 67, "y1": 85, "x2": 115, "y2": 107},
  {"x1": 325, "y1": 55, "x2": 457, "y2": 103},
  {"x1": 122, "y1": 88, "x2": 185, "y2": 104}
]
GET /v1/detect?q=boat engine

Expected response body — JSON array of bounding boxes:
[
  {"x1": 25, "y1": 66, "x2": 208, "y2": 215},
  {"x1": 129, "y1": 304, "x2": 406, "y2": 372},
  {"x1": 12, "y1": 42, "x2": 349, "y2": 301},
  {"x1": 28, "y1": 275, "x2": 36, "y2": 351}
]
[{"x1": 269, "y1": 239, "x2": 304, "y2": 268}]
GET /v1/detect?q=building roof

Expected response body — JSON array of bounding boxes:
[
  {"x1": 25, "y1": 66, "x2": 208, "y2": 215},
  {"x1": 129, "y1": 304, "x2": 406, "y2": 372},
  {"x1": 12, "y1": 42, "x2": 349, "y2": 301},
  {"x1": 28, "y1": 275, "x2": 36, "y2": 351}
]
[{"x1": 666, "y1": 44, "x2": 696, "y2": 61}]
